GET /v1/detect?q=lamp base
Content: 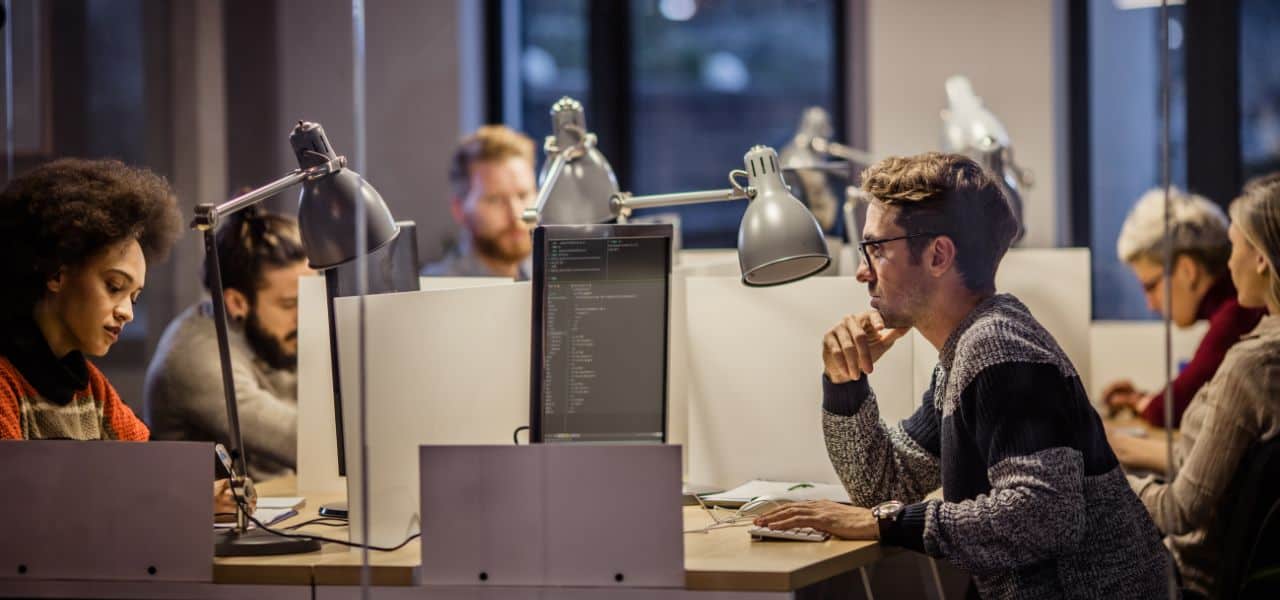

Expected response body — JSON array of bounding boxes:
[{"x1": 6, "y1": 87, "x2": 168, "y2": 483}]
[{"x1": 214, "y1": 528, "x2": 322, "y2": 557}]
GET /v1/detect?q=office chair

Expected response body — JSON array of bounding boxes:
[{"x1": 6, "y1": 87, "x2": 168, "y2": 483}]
[{"x1": 1214, "y1": 434, "x2": 1280, "y2": 599}]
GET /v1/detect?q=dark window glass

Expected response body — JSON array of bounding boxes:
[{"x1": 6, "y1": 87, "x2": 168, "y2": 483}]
[
  {"x1": 514, "y1": 0, "x2": 589, "y2": 156},
  {"x1": 1087, "y1": 0, "x2": 1186, "y2": 320},
  {"x1": 629, "y1": 0, "x2": 839, "y2": 248},
  {"x1": 1240, "y1": 0, "x2": 1280, "y2": 181}
]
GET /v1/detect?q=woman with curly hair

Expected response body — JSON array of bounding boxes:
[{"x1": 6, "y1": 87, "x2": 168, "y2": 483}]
[
  {"x1": 0, "y1": 158, "x2": 183, "y2": 440},
  {"x1": 0, "y1": 158, "x2": 248, "y2": 514}
]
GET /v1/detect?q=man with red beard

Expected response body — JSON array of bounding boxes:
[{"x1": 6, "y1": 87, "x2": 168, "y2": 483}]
[{"x1": 423, "y1": 125, "x2": 536, "y2": 279}]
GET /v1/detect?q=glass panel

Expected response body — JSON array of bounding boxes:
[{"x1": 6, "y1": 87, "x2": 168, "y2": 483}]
[
  {"x1": 1087, "y1": 0, "x2": 1186, "y2": 319},
  {"x1": 1240, "y1": 0, "x2": 1280, "y2": 181},
  {"x1": 517, "y1": 0, "x2": 589, "y2": 152},
  {"x1": 629, "y1": 0, "x2": 839, "y2": 248}
]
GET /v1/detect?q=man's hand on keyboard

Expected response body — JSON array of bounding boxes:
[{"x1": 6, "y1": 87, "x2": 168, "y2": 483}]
[{"x1": 753, "y1": 500, "x2": 879, "y2": 540}]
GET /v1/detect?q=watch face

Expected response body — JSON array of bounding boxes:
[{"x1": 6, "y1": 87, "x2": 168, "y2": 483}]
[{"x1": 874, "y1": 500, "x2": 904, "y2": 519}]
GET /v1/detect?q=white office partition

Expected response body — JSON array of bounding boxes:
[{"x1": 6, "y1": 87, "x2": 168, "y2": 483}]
[
  {"x1": 334, "y1": 282, "x2": 529, "y2": 549},
  {"x1": 1090, "y1": 320, "x2": 1208, "y2": 404},
  {"x1": 910, "y1": 248, "x2": 1093, "y2": 404},
  {"x1": 296, "y1": 275, "x2": 512, "y2": 496},
  {"x1": 685, "y1": 276, "x2": 916, "y2": 488},
  {"x1": 296, "y1": 275, "x2": 340, "y2": 495},
  {"x1": 676, "y1": 248, "x2": 741, "y2": 276}
]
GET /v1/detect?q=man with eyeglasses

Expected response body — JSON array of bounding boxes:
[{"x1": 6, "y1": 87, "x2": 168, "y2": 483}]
[{"x1": 754, "y1": 153, "x2": 1171, "y2": 598}]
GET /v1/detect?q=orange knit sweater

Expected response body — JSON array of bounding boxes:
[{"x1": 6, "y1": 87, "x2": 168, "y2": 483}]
[{"x1": 0, "y1": 355, "x2": 149, "y2": 441}]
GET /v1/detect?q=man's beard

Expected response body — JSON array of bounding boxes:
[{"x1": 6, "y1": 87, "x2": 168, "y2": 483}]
[
  {"x1": 868, "y1": 283, "x2": 921, "y2": 330},
  {"x1": 470, "y1": 221, "x2": 531, "y2": 264},
  {"x1": 244, "y1": 310, "x2": 297, "y2": 371}
]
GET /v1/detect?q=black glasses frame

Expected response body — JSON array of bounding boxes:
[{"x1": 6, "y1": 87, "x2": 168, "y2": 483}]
[{"x1": 858, "y1": 232, "x2": 942, "y2": 269}]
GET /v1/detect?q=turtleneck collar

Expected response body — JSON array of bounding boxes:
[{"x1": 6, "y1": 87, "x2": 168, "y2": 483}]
[
  {"x1": 1196, "y1": 275, "x2": 1239, "y2": 321},
  {"x1": 0, "y1": 315, "x2": 89, "y2": 405}
]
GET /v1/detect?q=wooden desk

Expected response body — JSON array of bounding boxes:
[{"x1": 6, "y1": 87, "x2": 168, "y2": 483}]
[{"x1": 214, "y1": 488, "x2": 885, "y2": 593}]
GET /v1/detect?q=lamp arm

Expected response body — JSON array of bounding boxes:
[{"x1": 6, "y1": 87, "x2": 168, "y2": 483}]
[
  {"x1": 810, "y1": 137, "x2": 875, "y2": 165},
  {"x1": 523, "y1": 152, "x2": 570, "y2": 225},
  {"x1": 192, "y1": 155, "x2": 345, "y2": 230},
  {"x1": 202, "y1": 225, "x2": 251, "y2": 532},
  {"x1": 610, "y1": 186, "x2": 754, "y2": 218}
]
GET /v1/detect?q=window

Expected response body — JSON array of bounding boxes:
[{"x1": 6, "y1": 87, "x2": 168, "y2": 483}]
[
  {"x1": 501, "y1": 0, "x2": 845, "y2": 248},
  {"x1": 507, "y1": 0, "x2": 589, "y2": 148},
  {"x1": 1240, "y1": 0, "x2": 1280, "y2": 181},
  {"x1": 1084, "y1": 0, "x2": 1186, "y2": 320}
]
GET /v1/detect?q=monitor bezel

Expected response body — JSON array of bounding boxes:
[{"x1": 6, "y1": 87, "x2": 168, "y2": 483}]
[{"x1": 529, "y1": 223, "x2": 674, "y2": 444}]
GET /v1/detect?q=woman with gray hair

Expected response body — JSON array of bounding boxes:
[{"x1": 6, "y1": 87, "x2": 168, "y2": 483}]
[
  {"x1": 1109, "y1": 174, "x2": 1280, "y2": 597},
  {"x1": 1103, "y1": 187, "x2": 1266, "y2": 427}
]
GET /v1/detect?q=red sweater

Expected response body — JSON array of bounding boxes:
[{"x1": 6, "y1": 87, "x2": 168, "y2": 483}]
[
  {"x1": 1142, "y1": 277, "x2": 1268, "y2": 427},
  {"x1": 0, "y1": 355, "x2": 149, "y2": 441}
]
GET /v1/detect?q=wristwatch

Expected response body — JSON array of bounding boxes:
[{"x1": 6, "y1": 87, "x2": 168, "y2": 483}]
[{"x1": 872, "y1": 500, "x2": 905, "y2": 539}]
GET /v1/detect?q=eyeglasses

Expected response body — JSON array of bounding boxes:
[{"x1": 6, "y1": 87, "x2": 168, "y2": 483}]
[{"x1": 858, "y1": 232, "x2": 941, "y2": 269}]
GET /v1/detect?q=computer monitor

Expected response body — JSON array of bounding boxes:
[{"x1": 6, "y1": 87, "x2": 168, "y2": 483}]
[
  {"x1": 530, "y1": 224, "x2": 673, "y2": 444},
  {"x1": 325, "y1": 220, "x2": 420, "y2": 475}
]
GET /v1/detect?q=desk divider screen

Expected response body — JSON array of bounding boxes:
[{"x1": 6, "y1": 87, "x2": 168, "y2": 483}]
[
  {"x1": 419, "y1": 444, "x2": 683, "y2": 588},
  {"x1": 0, "y1": 441, "x2": 212, "y2": 582}
]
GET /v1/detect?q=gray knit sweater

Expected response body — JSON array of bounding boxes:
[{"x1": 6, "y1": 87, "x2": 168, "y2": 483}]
[
  {"x1": 823, "y1": 294, "x2": 1173, "y2": 599},
  {"x1": 143, "y1": 302, "x2": 298, "y2": 481}
]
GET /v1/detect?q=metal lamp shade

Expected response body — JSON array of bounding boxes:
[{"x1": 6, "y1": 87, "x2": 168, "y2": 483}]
[
  {"x1": 737, "y1": 146, "x2": 831, "y2": 287},
  {"x1": 297, "y1": 167, "x2": 401, "y2": 269},
  {"x1": 539, "y1": 147, "x2": 619, "y2": 225},
  {"x1": 538, "y1": 97, "x2": 619, "y2": 225}
]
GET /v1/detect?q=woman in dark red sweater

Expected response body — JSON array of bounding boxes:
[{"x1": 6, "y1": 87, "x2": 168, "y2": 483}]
[{"x1": 1105, "y1": 188, "x2": 1267, "y2": 427}]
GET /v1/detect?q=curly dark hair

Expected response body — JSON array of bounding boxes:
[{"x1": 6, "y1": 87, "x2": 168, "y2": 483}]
[
  {"x1": 861, "y1": 152, "x2": 1018, "y2": 294},
  {"x1": 0, "y1": 158, "x2": 184, "y2": 320}
]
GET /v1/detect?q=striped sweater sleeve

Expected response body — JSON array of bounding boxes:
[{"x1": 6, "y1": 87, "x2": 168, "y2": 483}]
[
  {"x1": 912, "y1": 362, "x2": 1091, "y2": 572},
  {"x1": 821, "y1": 374, "x2": 941, "y2": 507}
]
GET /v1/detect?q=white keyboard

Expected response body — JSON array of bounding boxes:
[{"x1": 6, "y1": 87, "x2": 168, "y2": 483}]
[{"x1": 748, "y1": 526, "x2": 830, "y2": 542}]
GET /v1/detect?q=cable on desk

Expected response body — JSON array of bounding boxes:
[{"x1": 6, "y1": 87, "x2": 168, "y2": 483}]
[
  {"x1": 285, "y1": 517, "x2": 350, "y2": 530},
  {"x1": 512, "y1": 425, "x2": 529, "y2": 445},
  {"x1": 225, "y1": 484, "x2": 419, "y2": 552}
]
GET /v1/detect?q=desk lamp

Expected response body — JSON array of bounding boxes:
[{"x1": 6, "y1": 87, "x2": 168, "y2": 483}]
[
  {"x1": 611, "y1": 145, "x2": 830, "y2": 286},
  {"x1": 941, "y1": 75, "x2": 1030, "y2": 243},
  {"x1": 779, "y1": 107, "x2": 876, "y2": 233},
  {"x1": 194, "y1": 121, "x2": 399, "y2": 557},
  {"x1": 522, "y1": 97, "x2": 619, "y2": 225}
]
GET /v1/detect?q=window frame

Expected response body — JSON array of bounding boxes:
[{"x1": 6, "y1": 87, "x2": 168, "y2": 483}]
[{"x1": 488, "y1": 0, "x2": 857, "y2": 242}]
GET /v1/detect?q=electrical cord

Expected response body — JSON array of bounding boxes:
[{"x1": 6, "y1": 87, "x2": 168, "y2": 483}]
[
  {"x1": 285, "y1": 517, "x2": 350, "y2": 530},
  {"x1": 222, "y1": 486, "x2": 417, "y2": 552},
  {"x1": 513, "y1": 425, "x2": 529, "y2": 445},
  {"x1": 213, "y1": 447, "x2": 414, "y2": 550}
]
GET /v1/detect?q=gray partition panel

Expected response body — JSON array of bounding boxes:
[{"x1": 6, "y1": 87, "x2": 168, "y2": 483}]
[
  {"x1": 419, "y1": 445, "x2": 683, "y2": 589},
  {"x1": 0, "y1": 441, "x2": 213, "y2": 582}
]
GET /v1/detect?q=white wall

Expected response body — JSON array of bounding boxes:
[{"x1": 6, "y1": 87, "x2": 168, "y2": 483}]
[{"x1": 866, "y1": 0, "x2": 1064, "y2": 248}]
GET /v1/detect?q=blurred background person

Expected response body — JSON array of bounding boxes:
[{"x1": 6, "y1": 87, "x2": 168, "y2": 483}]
[
  {"x1": 422, "y1": 125, "x2": 537, "y2": 279},
  {"x1": 1103, "y1": 188, "x2": 1266, "y2": 427}
]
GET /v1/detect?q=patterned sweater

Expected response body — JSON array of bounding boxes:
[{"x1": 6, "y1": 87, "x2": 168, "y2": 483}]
[
  {"x1": 823, "y1": 294, "x2": 1170, "y2": 599},
  {"x1": 0, "y1": 355, "x2": 149, "y2": 441}
]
